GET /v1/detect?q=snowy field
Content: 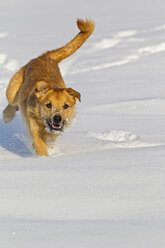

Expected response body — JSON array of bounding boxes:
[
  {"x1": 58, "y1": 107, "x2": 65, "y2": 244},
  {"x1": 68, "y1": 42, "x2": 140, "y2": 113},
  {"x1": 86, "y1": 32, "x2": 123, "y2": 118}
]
[{"x1": 1, "y1": 0, "x2": 165, "y2": 247}]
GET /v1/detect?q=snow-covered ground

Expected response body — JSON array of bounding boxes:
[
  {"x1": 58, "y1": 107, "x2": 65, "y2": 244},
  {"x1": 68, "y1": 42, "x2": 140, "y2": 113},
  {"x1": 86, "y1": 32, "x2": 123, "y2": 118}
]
[{"x1": 1, "y1": 0, "x2": 165, "y2": 247}]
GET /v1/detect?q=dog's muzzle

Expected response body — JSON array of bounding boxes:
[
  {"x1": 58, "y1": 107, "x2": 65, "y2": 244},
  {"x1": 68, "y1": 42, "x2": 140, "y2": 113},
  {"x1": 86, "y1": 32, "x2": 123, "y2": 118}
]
[{"x1": 46, "y1": 114, "x2": 65, "y2": 133}]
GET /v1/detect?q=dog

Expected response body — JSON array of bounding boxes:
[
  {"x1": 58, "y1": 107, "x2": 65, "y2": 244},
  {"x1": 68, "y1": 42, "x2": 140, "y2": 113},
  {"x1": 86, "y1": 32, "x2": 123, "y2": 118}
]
[{"x1": 3, "y1": 18, "x2": 95, "y2": 156}]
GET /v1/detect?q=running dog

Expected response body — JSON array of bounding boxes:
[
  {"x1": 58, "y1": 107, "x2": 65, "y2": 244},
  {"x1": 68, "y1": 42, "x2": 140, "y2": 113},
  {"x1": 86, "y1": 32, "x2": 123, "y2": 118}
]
[{"x1": 3, "y1": 18, "x2": 95, "y2": 156}]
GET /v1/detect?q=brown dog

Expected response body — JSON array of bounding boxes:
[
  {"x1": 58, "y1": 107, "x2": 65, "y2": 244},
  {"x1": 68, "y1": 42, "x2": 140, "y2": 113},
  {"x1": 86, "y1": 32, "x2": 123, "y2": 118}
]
[{"x1": 3, "y1": 18, "x2": 95, "y2": 156}]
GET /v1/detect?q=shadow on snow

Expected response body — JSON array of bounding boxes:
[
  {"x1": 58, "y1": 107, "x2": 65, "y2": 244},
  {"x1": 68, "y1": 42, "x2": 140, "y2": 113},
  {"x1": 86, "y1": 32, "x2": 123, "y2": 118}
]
[{"x1": 0, "y1": 113, "x2": 32, "y2": 157}]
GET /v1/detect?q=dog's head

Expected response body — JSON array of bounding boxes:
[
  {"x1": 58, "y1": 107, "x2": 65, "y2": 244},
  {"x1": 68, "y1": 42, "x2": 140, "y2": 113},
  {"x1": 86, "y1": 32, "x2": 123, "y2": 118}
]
[{"x1": 35, "y1": 81, "x2": 81, "y2": 133}]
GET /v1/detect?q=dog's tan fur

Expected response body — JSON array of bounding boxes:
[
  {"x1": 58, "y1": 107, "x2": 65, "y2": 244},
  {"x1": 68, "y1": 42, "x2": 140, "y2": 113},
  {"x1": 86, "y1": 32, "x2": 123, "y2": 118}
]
[{"x1": 3, "y1": 18, "x2": 95, "y2": 156}]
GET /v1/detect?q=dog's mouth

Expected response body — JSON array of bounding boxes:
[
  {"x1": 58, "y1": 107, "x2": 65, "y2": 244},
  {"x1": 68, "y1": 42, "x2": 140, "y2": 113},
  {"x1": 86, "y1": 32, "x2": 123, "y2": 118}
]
[{"x1": 46, "y1": 119, "x2": 64, "y2": 133}]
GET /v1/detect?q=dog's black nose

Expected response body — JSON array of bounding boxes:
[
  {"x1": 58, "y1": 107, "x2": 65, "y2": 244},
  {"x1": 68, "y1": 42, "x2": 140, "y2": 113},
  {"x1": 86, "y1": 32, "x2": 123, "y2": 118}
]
[{"x1": 53, "y1": 114, "x2": 62, "y2": 123}]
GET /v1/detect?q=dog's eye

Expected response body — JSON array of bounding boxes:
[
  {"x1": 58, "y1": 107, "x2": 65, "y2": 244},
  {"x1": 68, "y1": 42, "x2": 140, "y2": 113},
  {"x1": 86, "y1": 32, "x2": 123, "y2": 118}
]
[
  {"x1": 46, "y1": 102, "x2": 52, "y2": 108},
  {"x1": 63, "y1": 103, "x2": 69, "y2": 109}
]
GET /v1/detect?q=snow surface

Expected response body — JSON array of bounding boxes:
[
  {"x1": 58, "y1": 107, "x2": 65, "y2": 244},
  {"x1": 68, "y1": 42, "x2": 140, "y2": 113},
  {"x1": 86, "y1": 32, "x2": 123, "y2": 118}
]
[{"x1": 1, "y1": 0, "x2": 165, "y2": 247}]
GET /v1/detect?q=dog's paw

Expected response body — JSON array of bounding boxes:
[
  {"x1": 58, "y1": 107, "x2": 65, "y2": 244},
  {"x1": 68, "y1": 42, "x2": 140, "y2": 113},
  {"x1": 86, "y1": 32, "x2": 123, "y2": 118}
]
[{"x1": 3, "y1": 104, "x2": 18, "y2": 123}]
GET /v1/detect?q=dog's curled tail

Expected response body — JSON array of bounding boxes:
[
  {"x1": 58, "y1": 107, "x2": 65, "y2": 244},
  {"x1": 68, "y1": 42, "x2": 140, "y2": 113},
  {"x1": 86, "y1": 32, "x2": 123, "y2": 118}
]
[{"x1": 44, "y1": 18, "x2": 95, "y2": 63}]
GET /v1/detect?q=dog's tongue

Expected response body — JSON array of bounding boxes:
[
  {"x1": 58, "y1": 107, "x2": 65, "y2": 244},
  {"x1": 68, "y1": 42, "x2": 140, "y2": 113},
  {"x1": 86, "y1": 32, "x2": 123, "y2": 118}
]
[{"x1": 53, "y1": 125, "x2": 61, "y2": 129}]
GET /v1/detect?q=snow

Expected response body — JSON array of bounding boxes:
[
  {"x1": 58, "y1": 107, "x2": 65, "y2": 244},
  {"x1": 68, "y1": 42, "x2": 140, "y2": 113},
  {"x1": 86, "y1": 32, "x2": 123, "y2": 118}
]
[{"x1": 1, "y1": 0, "x2": 165, "y2": 247}]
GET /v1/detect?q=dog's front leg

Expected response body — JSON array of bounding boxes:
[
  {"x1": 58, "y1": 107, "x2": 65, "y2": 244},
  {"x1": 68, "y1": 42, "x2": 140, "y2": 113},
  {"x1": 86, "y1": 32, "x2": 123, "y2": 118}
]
[{"x1": 29, "y1": 118, "x2": 49, "y2": 156}]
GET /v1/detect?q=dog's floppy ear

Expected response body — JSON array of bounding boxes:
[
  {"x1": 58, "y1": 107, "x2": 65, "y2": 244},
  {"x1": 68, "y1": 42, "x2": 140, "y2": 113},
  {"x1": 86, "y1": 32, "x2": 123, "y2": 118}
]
[
  {"x1": 66, "y1": 88, "x2": 81, "y2": 102},
  {"x1": 35, "y1": 81, "x2": 51, "y2": 98}
]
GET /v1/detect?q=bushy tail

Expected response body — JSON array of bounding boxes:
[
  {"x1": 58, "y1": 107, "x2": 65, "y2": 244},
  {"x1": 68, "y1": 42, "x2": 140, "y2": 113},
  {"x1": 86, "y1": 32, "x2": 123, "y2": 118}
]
[{"x1": 43, "y1": 18, "x2": 95, "y2": 63}]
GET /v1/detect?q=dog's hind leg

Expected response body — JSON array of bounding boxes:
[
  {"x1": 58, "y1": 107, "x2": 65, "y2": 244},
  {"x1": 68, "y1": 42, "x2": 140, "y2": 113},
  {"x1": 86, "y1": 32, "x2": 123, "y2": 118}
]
[
  {"x1": 3, "y1": 67, "x2": 24, "y2": 123},
  {"x1": 6, "y1": 67, "x2": 24, "y2": 105}
]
